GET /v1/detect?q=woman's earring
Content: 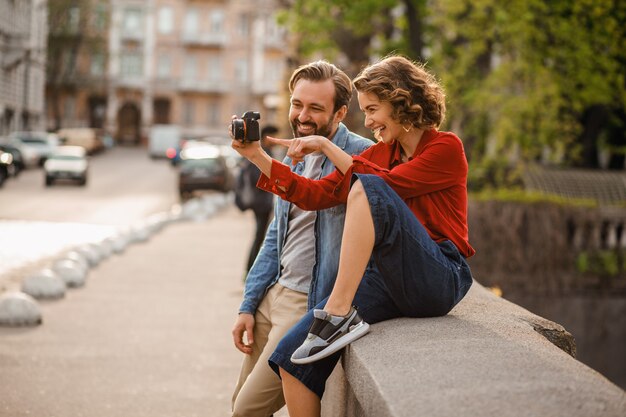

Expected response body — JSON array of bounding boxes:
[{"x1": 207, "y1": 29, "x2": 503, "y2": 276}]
[{"x1": 402, "y1": 124, "x2": 412, "y2": 133}]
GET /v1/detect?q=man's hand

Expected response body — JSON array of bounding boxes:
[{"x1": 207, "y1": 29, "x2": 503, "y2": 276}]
[
  {"x1": 265, "y1": 135, "x2": 327, "y2": 165},
  {"x1": 232, "y1": 313, "x2": 255, "y2": 354}
]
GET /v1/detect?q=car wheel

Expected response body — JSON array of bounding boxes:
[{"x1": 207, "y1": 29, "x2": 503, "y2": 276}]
[
  {"x1": 45, "y1": 176, "x2": 53, "y2": 186},
  {"x1": 0, "y1": 168, "x2": 7, "y2": 187},
  {"x1": 79, "y1": 177, "x2": 87, "y2": 186}
]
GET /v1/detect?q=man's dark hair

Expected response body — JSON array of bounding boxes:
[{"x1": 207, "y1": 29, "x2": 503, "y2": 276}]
[{"x1": 288, "y1": 60, "x2": 352, "y2": 113}]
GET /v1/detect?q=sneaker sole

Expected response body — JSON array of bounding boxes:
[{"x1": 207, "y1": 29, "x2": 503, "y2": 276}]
[{"x1": 290, "y1": 321, "x2": 370, "y2": 364}]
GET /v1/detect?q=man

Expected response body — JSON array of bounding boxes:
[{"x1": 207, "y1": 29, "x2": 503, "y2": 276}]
[{"x1": 230, "y1": 61, "x2": 372, "y2": 417}]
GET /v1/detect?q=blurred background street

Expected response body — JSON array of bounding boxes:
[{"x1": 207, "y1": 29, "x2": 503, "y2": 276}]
[
  {"x1": 0, "y1": 146, "x2": 179, "y2": 291},
  {"x1": 0, "y1": 0, "x2": 624, "y2": 411}
]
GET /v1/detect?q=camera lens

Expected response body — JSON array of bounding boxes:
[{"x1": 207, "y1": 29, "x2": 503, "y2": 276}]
[{"x1": 232, "y1": 119, "x2": 246, "y2": 140}]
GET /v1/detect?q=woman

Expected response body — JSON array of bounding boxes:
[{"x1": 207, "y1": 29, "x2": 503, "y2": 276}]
[{"x1": 231, "y1": 55, "x2": 474, "y2": 416}]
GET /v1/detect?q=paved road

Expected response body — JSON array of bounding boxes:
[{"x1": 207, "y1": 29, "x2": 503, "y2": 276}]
[{"x1": 0, "y1": 206, "x2": 272, "y2": 416}]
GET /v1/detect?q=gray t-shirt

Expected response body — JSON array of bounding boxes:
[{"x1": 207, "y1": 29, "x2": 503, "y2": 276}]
[{"x1": 278, "y1": 152, "x2": 325, "y2": 293}]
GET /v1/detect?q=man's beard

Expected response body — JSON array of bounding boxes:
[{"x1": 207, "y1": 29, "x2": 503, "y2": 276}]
[{"x1": 290, "y1": 114, "x2": 335, "y2": 139}]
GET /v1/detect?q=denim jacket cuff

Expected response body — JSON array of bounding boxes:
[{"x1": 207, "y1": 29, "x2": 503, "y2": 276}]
[{"x1": 239, "y1": 299, "x2": 256, "y2": 315}]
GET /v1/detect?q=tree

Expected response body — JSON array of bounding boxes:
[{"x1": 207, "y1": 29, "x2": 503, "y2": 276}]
[{"x1": 277, "y1": 0, "x2": 626, "y2": 188}]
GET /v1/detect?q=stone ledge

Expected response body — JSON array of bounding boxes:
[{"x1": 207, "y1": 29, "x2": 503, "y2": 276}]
[{"x1": 322, "y1": 283, "x2": 626, "y2": 417}]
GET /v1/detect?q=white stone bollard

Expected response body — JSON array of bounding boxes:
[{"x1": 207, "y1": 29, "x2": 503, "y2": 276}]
[
  {"x1": 130, "y1": 224, "x2": 151, "y2": 243},
  {"x1": 64, "y1": 250, "x2": 90, "y2": 271},
  {"x1": 0, "y1": 291, "x2": 42, "y2": 326},
  {"x1": 52, "y1": 259, "x2": 88, "y2": 288},
  {"x1": 21, "y1": 269, "x2": 66, "y2": 300},
  {"x1": 75, "y1": 244, "x2": 101, "y2": 267},
  {"x1": 110, "y1": 232, "x2": 129, "y2": 254},
  {"x1": 98, "y1": 238, "x2": 114, "y2": 258}
]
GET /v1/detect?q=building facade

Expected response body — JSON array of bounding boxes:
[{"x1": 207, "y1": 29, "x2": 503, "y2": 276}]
[
  {"x1": 46, "y1": 0, "x2": 288, "y2": 144},
  {"x1": 0, "y1": 0, "x2": 48, "y2": 136}
]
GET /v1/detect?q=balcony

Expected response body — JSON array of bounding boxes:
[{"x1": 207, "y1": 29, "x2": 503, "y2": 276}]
[
  {"x1": 178, "y1": 78, "x2": 230, "y2": 94},
  {"x1": 116, "y1": 75, "x2": 146, "y2": 89},
  {"x1": 251, "y1": 79, "x2": 281, "y2": 95},
  {"x1": 152, "y1": 77, "x2": 179, "y2": 92},
  {"x1": 181, "y1": 32, "x2": 227, "y2": 47},
  {"x1": 262, "y1": 36, "x2": 286, "y2": 50},
  {"x1": 121, "y1": 30, "x2": 144, "y2": 42}
]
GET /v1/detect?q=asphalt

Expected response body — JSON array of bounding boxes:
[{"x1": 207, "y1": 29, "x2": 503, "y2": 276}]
[{"x1": 0, "y1": 205, "x2": 279, "y2": 417}]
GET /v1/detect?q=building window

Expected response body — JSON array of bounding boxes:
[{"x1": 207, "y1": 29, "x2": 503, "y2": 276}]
[
  {"x1": 207, "y1": 102, "x2": 220, "y2": 125},
  {"x1": 208, "y1": 56, "x2": 221, "y2": 82},
  {"x1": 237, "y1": 13, "x2": 249, "y2": 37},
  {"x1": 158, "y1": 6, "x2": 173, "y2": 34},
  {"x1": 68, "y1": 7, "x2": 80, "y2": 32},
  {"x1": 94, "y1": 3, "x2": 107, "y2": 31},
  {"x1": 123, "y1": 8, "x2": 142, "y2": 36},
  {"x1": 184, "y1": 9, "x2": 199, "y2": 37},
  {"x1": 121, "y1": 53, "x2": 142, "y2": 77},
  {"x1": 209, "y1": 9, "x2": 224, "y2": 34},
  {"x1": 184, "y1": 55, "x2": 197, "y2": 80},
  {"x1": 183, "y1": 100, "x2": 195, "y2": 125},
  {"x1": 157, "y1": 54, "x2": 171, "y2": 78},
  {"x1": 267, "y1": 58, "x2": 284, "y2": 83},
  {"x1": 266, "y1": 15, "x2": 281, "y2": 39},
  {"x1": 235, "y1": 58, "x2": 248, "y2": 84},
  {"x1": 90, "y1": 53, "x2": 105, "y2": 76},
  {"x1": 154, "y1": 99, "x2": 171, "y2": 124}
]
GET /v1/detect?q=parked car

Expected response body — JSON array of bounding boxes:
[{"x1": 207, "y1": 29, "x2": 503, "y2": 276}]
[
  {"x1": 56, "y1": 128, "x2": 104, "y2": 154},
  {"x1": 7, "y1": 131, "x2": 58, "y2": 167},
  {"x1": 178, "y1": 144, "x2": 234, "y2": 200},
  {"x1": 44, "y1": 146, "x2": 88, "y2": 186},
  {"x1": 0, "y1": 143, "x2": 24, "y2": 176}
]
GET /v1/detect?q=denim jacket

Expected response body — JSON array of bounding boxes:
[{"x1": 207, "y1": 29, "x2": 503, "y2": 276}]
[{"x1": 239, "y1": 123, "x2": 373, "y2": 314}]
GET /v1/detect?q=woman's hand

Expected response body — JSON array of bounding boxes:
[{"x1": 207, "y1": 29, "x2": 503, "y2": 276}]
[{"x1": 265, "y1": 135, "x2": 327, "y2": 165}]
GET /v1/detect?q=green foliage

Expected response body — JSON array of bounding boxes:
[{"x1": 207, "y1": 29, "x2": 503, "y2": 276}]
[
  {"x1": 277, "y1": 0, "x2": 397, "y2": 59},
  {"x1": 277, "y1": 0, "x2": 626, "y2": 189},
  {"x1": 470, "y1": 188, "x2": 597, "y2": 207},
  {"x1": 576, "y1": 250, "x2": 624, "y2": 277}
]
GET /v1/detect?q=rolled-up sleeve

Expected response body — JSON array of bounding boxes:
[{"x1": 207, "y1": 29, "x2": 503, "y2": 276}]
[{"x1": 257, "y1": 159, "x2": 349, "y2": 211}]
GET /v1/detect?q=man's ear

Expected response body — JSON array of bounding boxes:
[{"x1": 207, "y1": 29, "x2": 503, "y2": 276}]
[{"x1": 334, "y1": 105, "x2": 348, "y2": 124}]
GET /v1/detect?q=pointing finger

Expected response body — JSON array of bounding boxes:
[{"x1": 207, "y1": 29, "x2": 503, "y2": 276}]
[{"x1": 265, "y1": 136, "x2": 292, "y2": 148}]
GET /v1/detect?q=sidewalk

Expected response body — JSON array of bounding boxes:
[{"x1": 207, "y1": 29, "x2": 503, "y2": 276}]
[{"x1": 0, "y1": 206, "x2": 280, "y2": 417}]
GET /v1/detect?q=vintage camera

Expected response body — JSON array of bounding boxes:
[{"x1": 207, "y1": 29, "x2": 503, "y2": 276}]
[{"x1": 231, "y1": 111, "x2": 261, "y2": 142}]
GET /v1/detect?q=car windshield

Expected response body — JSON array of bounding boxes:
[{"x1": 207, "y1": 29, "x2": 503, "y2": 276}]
[
  {"x1": 19, "y1": 138, "x2": 47, "y2": 145},
  {"x1": 181, "y1": 158, "x2": 223, "y2": 171},
  {"x1": 51, "y1": 155, "x2": 82, "y2": 161}
]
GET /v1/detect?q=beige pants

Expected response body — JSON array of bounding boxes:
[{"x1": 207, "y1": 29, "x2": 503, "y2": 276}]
[{"x1": 232, "y1": 284, "x2": 308, "y2": 417}]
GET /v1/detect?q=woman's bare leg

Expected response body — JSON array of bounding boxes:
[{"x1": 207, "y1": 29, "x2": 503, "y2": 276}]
[
  {"x1": 280, "y1": 368, "x2": 321, "y2": 417},
  {"x1": 324, "y1": 179, "x2": 375, "y2": 316}
]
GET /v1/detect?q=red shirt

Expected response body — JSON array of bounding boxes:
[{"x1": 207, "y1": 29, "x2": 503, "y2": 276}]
[{"x1": 258, "y1": 129, "x2": 475, "y2": 258}]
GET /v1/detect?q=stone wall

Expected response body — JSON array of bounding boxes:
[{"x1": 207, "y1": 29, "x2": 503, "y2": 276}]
[
  {"x1": 321, "y1": 284, "x2": 626, "y2": 417},
  {"x1": 467, "y1": 200, "x2": 626, "y2": 294}
]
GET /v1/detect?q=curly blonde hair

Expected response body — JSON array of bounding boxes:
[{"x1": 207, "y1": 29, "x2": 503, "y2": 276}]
[{"x1": 353, "y1": 55, "x2": 446, "y2": 129}]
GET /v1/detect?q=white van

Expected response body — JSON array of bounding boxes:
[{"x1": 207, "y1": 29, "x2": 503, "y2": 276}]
[{"x1": 148, "y1": 125, "x2": 181, "y2": 158}]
